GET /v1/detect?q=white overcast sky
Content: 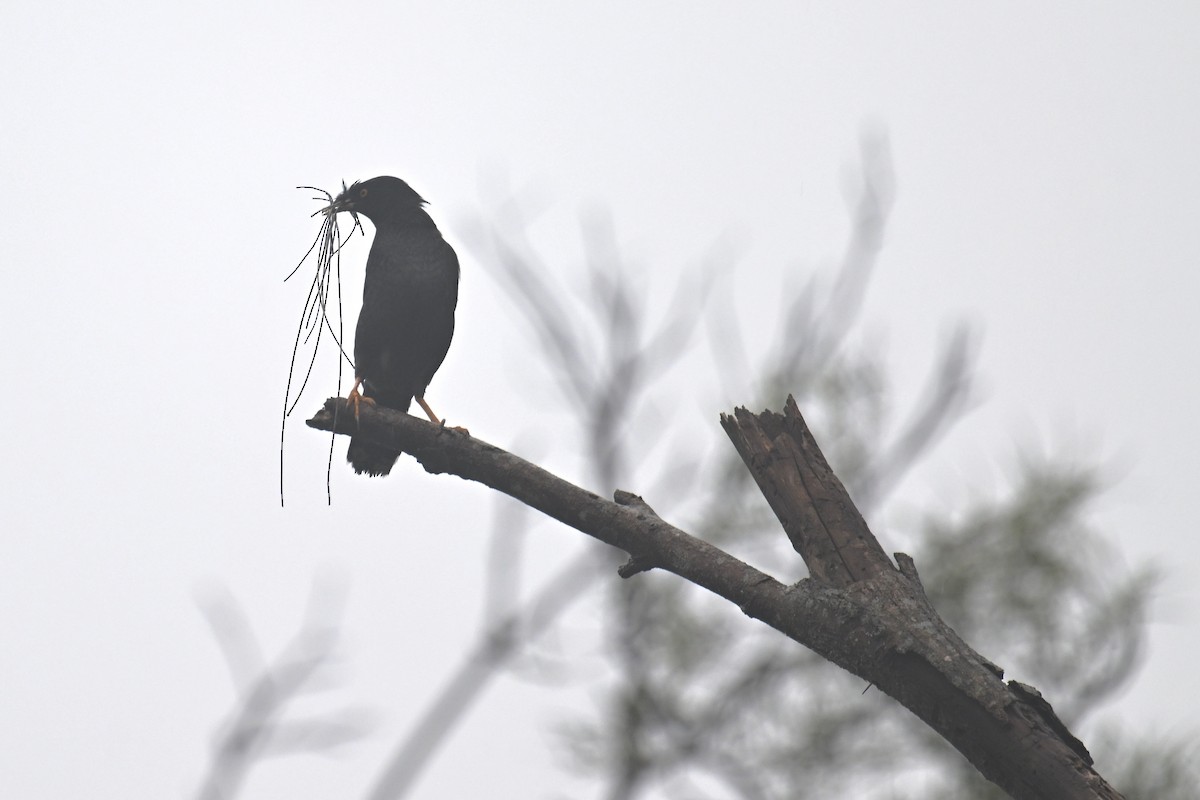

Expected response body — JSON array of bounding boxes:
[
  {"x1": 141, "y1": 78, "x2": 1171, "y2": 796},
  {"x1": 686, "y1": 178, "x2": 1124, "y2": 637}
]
[{"x1": 2, "y1": 3, "x2": 1199, "y2": 798}]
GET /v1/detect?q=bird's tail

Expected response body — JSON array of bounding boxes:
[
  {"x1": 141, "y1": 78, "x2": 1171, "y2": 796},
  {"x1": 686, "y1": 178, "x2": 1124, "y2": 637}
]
[{"x1": 346, "y1": 388, "x2": 410, "y2": 477}]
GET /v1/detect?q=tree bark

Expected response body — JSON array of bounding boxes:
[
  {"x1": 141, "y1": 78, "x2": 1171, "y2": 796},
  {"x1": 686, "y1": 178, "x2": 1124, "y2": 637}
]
[{"x1": 307, "y1": 396, "x2": 1124, "y2": 800}]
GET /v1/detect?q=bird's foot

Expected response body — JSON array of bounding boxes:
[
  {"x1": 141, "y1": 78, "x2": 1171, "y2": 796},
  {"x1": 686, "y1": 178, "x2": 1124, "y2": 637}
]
[
  {"x1": 439, "y1": 419, "x2": 470, "y2": 436},
  {"x1": 346, "y1": 383, "x2": 376, "y2": 424},
  {"x1": 416, "y1": 395, "x2": 467, "y2": 435}
]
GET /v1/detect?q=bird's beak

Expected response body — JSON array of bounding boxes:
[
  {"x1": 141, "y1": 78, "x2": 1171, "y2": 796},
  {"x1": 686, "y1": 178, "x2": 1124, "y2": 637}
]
[{"x1": 320, "y1": 194, "x2": 354, "y2": 217}]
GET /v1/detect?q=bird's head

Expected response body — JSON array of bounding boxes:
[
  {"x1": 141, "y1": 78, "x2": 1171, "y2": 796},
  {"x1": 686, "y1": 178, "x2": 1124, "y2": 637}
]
[{"x1": 321, "y1": 176, "x2": 428, "y2": 225}]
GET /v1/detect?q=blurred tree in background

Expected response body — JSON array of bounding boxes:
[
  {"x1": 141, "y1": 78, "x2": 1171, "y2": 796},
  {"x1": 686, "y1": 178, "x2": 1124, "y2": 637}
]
[
  {"x1": 204, "y1": 137, "x2": 1197, "y2": 799},
  {"x1": 454, "y1": 135, "x2": 1190, "y2": 800}
]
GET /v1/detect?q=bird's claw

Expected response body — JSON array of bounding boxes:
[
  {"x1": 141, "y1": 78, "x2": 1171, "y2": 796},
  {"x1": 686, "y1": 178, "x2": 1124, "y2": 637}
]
[
  {"x1": 437, "y1": 419, "x2": 470, "y2": 437},
  {"x1": 346, "y1": 385, "x2": 376, "y2": 424}
]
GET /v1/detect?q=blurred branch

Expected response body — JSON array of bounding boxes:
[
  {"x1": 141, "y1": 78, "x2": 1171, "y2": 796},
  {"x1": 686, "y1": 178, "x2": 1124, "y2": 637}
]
[
  {"x1": 194, "y1": 578, "x2": 368, "y2": 800},
  {"x1": 364, "y1": 545, "x2": 603, "y2": 800},
  {"x1": 307, "y1": 396, "x2": 1124, "y2": 799},
  {"x1": 766, "y1": 132, "x2": 894, "y2": 385},
  {"x1": 854, "y1": 323, "x2": 978, "y2": 509}
]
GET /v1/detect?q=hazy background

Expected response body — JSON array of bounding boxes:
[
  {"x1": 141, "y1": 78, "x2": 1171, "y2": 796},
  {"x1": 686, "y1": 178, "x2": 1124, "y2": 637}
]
[{"x1": 2, "y1": 2, "x2": 1198, "y2": 797}]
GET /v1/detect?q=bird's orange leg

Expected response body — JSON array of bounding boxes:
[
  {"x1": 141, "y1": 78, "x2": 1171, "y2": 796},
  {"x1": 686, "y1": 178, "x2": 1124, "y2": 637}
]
[
  {"x1": 417, "y1": 395, "x2": 469, "y2": 435},
  {"x1": 415, "y1": 395, "x2": 441, "y2": 425},
  {"x1": 346, "y1": 377, "x2": 375, "y2": 423}
]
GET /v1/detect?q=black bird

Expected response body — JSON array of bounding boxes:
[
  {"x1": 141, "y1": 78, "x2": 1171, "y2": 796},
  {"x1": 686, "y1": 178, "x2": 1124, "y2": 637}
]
[{"x1": 321, "y1": 176, "x2": 460, "y2": 476}]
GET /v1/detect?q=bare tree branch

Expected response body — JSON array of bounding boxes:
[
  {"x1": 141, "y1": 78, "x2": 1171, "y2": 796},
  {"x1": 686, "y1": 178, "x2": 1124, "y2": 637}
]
[{"x1": 307, "y1": 397, "x2": 1124, "y2": 800}]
